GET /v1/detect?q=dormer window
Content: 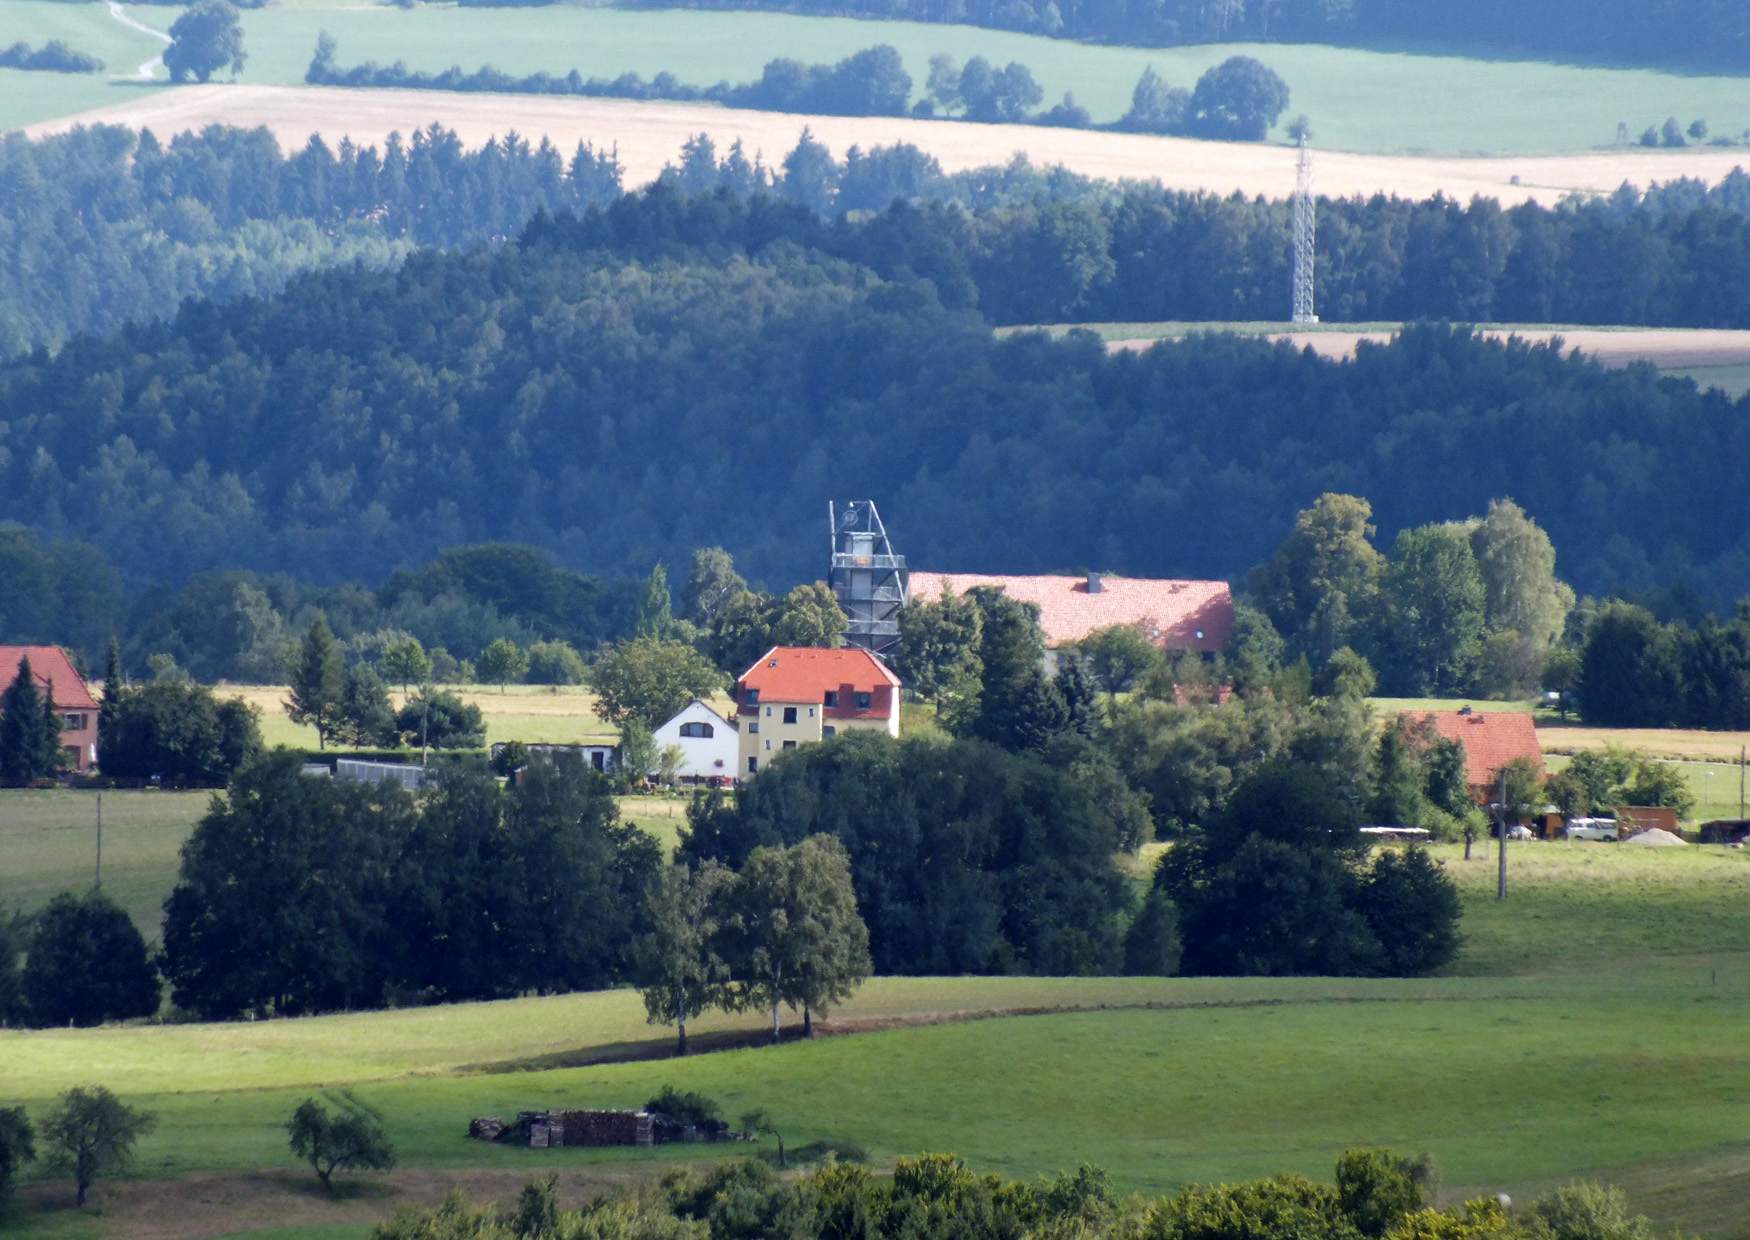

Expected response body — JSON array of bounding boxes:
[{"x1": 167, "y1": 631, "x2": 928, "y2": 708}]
[
  {"x1": 855, "y1": 692, "x2": 872, "y2": 710},
  {"x1": 745, "y1": 688, "x2": 760, "y2": 704},
  {"x1": 823, "y1": 690, "x2": 839, "y2": 708}
]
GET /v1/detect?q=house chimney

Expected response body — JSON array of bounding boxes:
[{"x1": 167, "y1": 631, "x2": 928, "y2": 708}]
[{"x1": 1086, "y1": 571, "x2": 1104, "y2": 594}]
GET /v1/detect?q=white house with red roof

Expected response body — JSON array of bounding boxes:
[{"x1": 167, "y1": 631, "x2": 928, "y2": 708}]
[
  {"x1": 735, "y1": 646, "x2": 900, "y2": 779},
  {"x1": 905, "y1": 571, "x2": 1235, "y2": 656},
  {"x1": 0, "y1": 645, "x2": 100, "y2": 771}
]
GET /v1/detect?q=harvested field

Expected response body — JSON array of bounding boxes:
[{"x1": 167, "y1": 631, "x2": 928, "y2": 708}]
[
  {"x1": 26, "y1": 84, "x2": 1750, "y2": 205},
  {"x1": 1100, "y1": 324, "x2": 1750, "y2": 374}
]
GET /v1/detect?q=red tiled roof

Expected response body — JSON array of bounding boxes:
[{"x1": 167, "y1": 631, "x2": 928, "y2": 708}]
[
  {"x1": 906, "y1": 572, "x2": 1234, "y2": 653},
  {"x1": 0, "y1": 646, "x2": 99, "y2": 711},
  {"x1": 737, "y1": 646, "x2": 900, "y2": 715},
  {"x1": 1410, "y1": 710, "x2": 1545, "y2": 788}
]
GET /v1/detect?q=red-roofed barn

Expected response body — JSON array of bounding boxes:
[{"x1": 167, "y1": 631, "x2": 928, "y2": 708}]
[
  {"x1": 905, "y1": 571, "x2": 1234, "y2": 655},
  {"x1": 0, "y1": 645, "x2": 100, "y2": 771},
  {"x1": 1409, "y1": 709, "x2": 1545, "y2": 805},
  {"x1": 736, "y1": 646, "x2": 901, "y2": 779}
]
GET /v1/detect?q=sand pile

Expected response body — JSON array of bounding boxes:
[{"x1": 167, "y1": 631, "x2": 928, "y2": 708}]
[{"x1": 1623, "y1": 828, "x2": 1688, "y2": 847}]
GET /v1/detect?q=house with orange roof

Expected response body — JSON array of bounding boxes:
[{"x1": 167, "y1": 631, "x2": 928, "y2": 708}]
[
  {"x1": 735, "y1": 646, "x2": 900, "y2": 779},
  {"x1": 905, "y1": 571, "x2": 1234, "y2": 656},
  {"x1": 0, "y1": 645, "x2": 101, "y2": 772},
  {"x1": 1407, "y1": 708, "x2": 1545, "y2": 806}
]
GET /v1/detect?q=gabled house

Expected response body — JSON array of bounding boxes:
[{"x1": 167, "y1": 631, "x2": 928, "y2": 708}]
[
  {"x1": 0, "y1": 645, "x2": 100, "y2": 772},
  {"x1": 905, "y1": 571, "x2": 1234, "y2": 657},
  {"x1": 651, "y1": 699, "x2": 739, "y2": 785},
  {"x1": 1408, "y1": 708, "x2": 1545, "y2": 806},
  {"x1": 735, "y1": 646, "x2": 900, "y2": 779}
]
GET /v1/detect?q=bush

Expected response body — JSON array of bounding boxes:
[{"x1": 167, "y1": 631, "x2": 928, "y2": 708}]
[
  {"x1": 395, "y1": 689, "x2": 485, "y2": 748},
  {"x1": 525, "y1": 639, "x2": 586, "y2": 685},
  {"x1": 645, "y1": 1086, "x2": 721, "y2": 1126},
  {"x1": 1355, "y1": 848, "x2": 1461, "y2": 977},
  {"x1": 0, "y1": 40, "x2": 104, "y2": 73}
]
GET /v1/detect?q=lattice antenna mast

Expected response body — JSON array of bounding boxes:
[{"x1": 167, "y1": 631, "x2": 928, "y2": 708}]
[{"x1": 1291, "y1": 135, "x2": 1318, "y2": 325}]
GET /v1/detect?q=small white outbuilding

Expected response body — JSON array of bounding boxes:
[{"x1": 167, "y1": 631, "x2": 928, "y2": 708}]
[{"x1": 650, "y1": 699, "x2": 739, "y2": 784}]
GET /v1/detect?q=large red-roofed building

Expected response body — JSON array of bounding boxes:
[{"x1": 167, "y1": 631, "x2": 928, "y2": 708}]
[
  {"x1": 905, "y1": 571, "x2": 1234, "y2": 655},
  {"x1": 735, "y1": 645, "x2": 900, "y2": 778},
  {"x1": 0, "y1": 645, "x2": 100, "y2": 771},
  {"x1": 1409, "y1": 709, "x2": 1545, "y2": 804}
]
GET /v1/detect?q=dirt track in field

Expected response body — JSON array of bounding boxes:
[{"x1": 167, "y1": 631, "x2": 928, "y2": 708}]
[
  {"x1": 25, "y1": 84, "x2": 1750, "y2": 204},
  {"x1": 1108, "y1": 327, "x2": 1750, "y2": 371}
]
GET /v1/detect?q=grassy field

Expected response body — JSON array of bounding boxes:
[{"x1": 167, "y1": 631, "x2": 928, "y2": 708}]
[
  {"x1": 14, "y1": 0, "x2": 1750, "y2": 157},
  {"x1": 0, "y1": 789, "x2": 210, "y2": 939},
  {"x1": 0, "y1": 1, "x2": 169, "y2": 131},
  {"x1": 4, "y1": 844, "x2": 1750, "y2": 1238}
]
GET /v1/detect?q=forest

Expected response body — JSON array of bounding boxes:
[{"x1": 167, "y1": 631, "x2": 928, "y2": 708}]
[
  {"x1": 0, "y1": 187, "x2": 1746, "y2": 605},
  {"x1": 622, "y1": 0, "x2": 1750, "y2": 74},
  {"x1": 7, "y1": 124, "x2": 1750, "y2": 354}
]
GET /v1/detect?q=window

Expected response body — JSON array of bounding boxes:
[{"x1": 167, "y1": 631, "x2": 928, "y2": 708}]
[
  {"x1": 62, "y1": 713, "x2": 86, "y2": 731},
  {"x1": 823, "y1": 690, "x2": 838, "y2": 708},
  {"x1": 854, "y1": 692, "x2": 872, "y2": 710},
  {"x1": 808, "y1": 706, "x2": 816, "y2": 717},
  {"x1": 782, "y1": 740, "x2": 797, "y2": 750},
  {"x1": 747, "y1": 756, "x2": 758, "y2": 773},
  {"x1": 744, "y1": 688, "x2": 760, "y2": 704},
  {"x1": 679, "y1": 722, "x2": 714, "y2": 739},
  {"x1": 748, "y1": 721, "x2": 759, "y2": 734},
  {"x1": 765, "y1": 706, "x2": 772, "y2": 717},
  {"x1": 783, "y1": 707, "x2": 798, "y2": 724},
  {"x1": 822, "y1": 726, "x2": 836, "y2": 739},
  {"x1": 764, "y1": 740, "x2": 772, "y2": 751}
]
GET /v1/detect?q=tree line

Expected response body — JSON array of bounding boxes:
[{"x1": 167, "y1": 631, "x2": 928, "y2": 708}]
[
  {"x1": 9, "y1": 121, "x2": 1750, "y2": 357},
  {"x1": 309, "y1": 35, "x2": 1292, "y2": 140},
  {"x1": 622, "y1": 0, "x2": 1750, "y2": 74}
]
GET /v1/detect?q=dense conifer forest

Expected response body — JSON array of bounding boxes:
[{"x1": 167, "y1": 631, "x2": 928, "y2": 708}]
[
  {"x1": 0, "y1": 185, "x2": 1744, "y2": 607},
  {"x1": 6, "y1": 124, "x2": 1750, "y2": 354}
]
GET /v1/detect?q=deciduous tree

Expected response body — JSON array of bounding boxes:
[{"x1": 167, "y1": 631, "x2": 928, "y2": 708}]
[
  {"x1": 286, "y1": 1094, "x2": 395, "y2": 1192},
  {"x1": 165, "y1": 0, "x2": 246, "y2": 84},
  {"x1": 637, "y1": 862, "x2": 734, "y2": 1054},
  {"x1": 591, "y1": 638, "x2": 725, "y2": 730},
  {"x1": 21, "y1": 890, "x2": 160, "y2": 1027},
  {"x1": 40, "y1": 1086, "x2": 155, "y2": 1207}
]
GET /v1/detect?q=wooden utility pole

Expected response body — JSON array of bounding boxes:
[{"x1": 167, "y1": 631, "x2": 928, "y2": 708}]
[
  {"x1": 1496, "y1": 767, "x2": 1508, "y2": 901},
  {"x1": 1740, "y1": 745, "x2": 1746, "y2": 821},
  {"x1": 95, "y1": 792, "x2": 103, "y2": 890}
]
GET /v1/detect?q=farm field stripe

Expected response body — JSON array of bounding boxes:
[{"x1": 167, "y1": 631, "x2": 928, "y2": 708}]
[{"x1": 23, "y1": 84, "x2": 1750, "y2": 205}]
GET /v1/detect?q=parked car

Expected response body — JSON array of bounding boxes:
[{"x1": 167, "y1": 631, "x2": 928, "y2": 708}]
[{"x1": 1564, "y1": 819, "x2": 1619, "y2": 842}]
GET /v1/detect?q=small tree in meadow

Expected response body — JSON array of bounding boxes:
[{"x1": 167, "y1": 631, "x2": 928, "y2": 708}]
[
  {"x1": 41, "y1": 1086, "x2": 155, "y2": 1207},
  {"x1": 287, "y1": 1094, "x2": 395, "y2": 1192},
  {"x1": 476, "y1": 638, "x2": 529, "y2": 693}
]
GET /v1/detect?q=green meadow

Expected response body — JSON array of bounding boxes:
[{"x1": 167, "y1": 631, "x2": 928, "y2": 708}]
[
  {"x1": 10, "y1": 1, "x2": 1750, "y2": 155},
  {"x1": 4, "y1": 843, "x2": 1750, "y2": 1237}
]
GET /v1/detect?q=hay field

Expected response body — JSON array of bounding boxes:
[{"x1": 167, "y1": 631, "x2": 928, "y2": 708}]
[
  {"x1": 218, "y1": 683, "x2": 620, "y2": 749},
  {"x1": 1093, "y1": 322, "x2": 1750, "y2": 384},
  {"x1": 26, "y1": 83, "x2": 1750, "y2": 207},
  {"x1": 13, "y1": 1, "x2": 1750, "y2": 156}
]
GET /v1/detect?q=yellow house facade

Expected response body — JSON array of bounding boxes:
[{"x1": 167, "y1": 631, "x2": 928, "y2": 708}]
[{"x1": 735, "y1": 646, "x2": 901, "y2": 779}]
